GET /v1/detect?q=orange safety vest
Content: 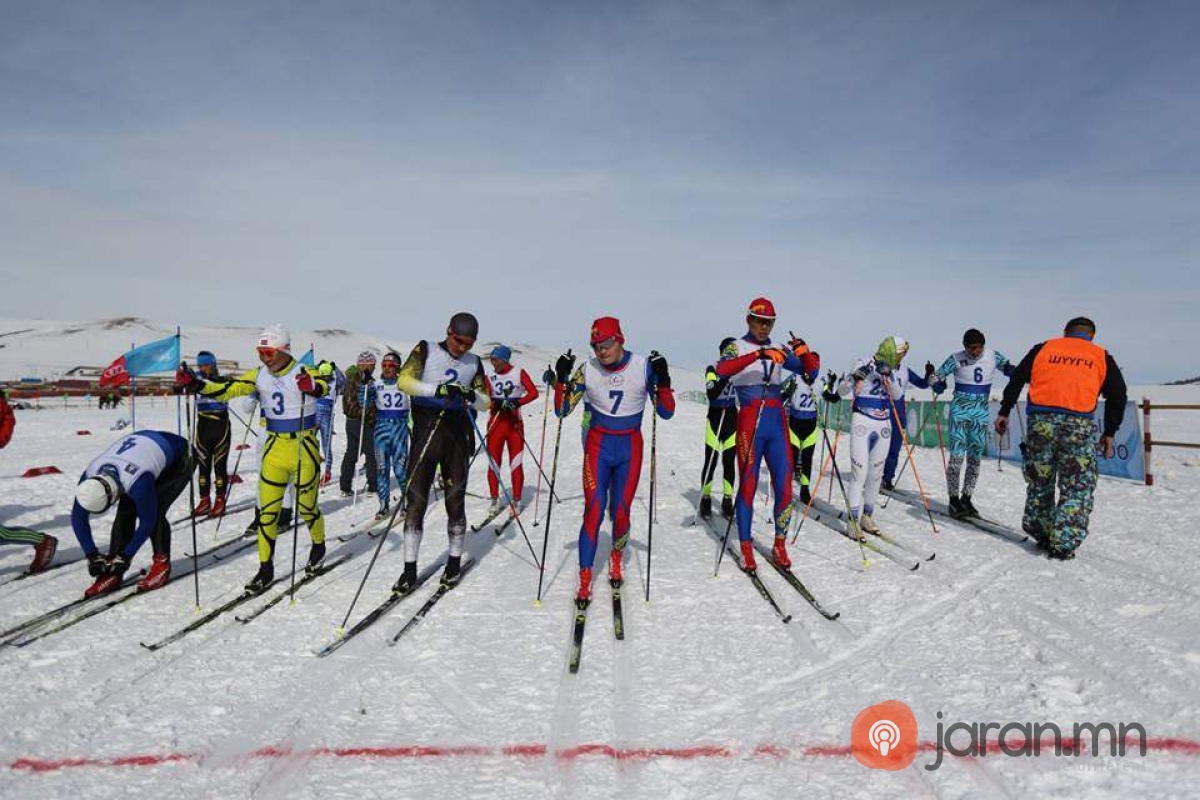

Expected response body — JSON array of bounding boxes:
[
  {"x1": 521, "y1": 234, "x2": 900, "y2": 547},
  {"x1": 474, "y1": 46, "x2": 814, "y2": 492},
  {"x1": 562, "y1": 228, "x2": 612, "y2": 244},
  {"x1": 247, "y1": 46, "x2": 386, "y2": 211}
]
[{"x1": 1029, "y1": 336, "x2": 1107, "y2": 415}]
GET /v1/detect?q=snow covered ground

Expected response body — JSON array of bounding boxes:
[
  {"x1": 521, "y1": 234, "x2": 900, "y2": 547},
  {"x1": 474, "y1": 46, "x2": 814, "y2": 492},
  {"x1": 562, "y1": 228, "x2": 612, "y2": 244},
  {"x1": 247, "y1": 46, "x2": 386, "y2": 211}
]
[{"x1": 1, "y1": 384, "x2": 1199, "y2": 799}]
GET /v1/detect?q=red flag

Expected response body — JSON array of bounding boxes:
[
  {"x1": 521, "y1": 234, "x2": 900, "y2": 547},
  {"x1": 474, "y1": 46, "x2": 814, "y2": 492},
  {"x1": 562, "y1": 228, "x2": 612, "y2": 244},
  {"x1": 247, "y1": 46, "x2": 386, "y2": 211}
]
[{"x1": 99, "y1": 355, "x2": 130, "y2": 388}]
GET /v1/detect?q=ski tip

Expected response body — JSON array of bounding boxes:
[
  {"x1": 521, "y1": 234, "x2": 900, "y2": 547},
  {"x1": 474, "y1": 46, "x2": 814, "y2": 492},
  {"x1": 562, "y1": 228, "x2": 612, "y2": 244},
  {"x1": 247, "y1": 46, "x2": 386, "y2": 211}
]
[
  {"x1": 909, "y1": 563, "x2": 920, "y2": 571},
  {"x1": 927, "y1": 553, "x2": 937, "y2": 561}
]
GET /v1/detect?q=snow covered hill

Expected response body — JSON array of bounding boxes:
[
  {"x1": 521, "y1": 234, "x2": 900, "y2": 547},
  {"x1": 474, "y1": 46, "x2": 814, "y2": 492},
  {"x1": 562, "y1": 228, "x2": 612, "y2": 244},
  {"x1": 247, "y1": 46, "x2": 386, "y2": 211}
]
[{"x1": 0, "y1": 325, "x2": 1197, "y2": 798}]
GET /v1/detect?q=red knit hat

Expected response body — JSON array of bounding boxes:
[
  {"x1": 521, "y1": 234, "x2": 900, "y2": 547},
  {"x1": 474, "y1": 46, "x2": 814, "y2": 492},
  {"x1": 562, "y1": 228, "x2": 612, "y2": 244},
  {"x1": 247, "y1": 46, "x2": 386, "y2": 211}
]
[
  {"x1": 590, "y1": 316, "x2": 624, "y2": 345},
  {"x1": 747, "y1": 297, "x2": 776, "y2": 319}
]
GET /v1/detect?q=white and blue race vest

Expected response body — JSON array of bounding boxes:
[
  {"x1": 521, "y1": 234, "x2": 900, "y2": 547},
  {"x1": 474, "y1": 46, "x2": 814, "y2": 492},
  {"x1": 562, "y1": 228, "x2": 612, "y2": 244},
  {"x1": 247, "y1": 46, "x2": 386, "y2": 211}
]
[
  {"x1": 945, "y1": 348, "x2": 1006, "y2": 397},
  {"x1": 415, "y1": 343, "x2": 482, "y2": 410},
  {"x1": 256, "y1": 359, "x2": 317, "y2": 433},
  {"x1": 484, "y1": 366, "x2": 529, "y2": 402},
  {"x1": 788, "y1": 379, "x2": 817, "y2": 420},
  {"x1": 85, "y1": 433, "x2": 170, "y2": 494},
  {"x1": 583, "y1": 353, "x2": 649, "y2": 432},
  {"x1": 375, "y1": 379, "x2": 410, "y2": 420}
]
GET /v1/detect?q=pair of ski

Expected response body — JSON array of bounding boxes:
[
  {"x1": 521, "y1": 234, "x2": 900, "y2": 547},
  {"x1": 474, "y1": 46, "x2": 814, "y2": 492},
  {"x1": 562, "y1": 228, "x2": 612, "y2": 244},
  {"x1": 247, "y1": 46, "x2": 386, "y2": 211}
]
[
  {"x1": 469, "y1": 503, "x2": 521, "y2": 536},
  {"x1": 885, "y1": 488, "x2": 1028, "y2": 544},
  {"x1": 0, "y1": 557, "x2": 78, "y2": 589},
  {"x1": 314, "y1": 556, "x2": 476, "y2": 657},
  {"x1": 700, "y1": 516, "x2": 841, "y2": 626},
  {"x1": 567, "y1": 576, "x2": 624, "y2": 675},
  {"x1": 141, "y1": 554, "x2": 351, "y2": 651},
  {"x1": 4, "y1": 535, "x2": 257, "y2": 647},
  {"x1": 802, "y1": 498, "x2": 932, "y2": 571}
]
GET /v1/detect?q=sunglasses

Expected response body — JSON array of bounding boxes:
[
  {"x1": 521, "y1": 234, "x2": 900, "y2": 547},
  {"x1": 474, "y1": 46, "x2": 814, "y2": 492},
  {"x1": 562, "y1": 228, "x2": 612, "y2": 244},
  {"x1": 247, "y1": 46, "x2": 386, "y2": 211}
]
[
  {"x1": 591, "y1": 336, "x2": 619, "y2": 352},
  {"x1": 382, "y1": 360, "x2": 400, "y2": 369},
  {"x1": 257, "y1": 346, "x2": 283, "y2": 359},
  {"x1": 748, "y1": 315, "x2": 775, "y2": 326}
]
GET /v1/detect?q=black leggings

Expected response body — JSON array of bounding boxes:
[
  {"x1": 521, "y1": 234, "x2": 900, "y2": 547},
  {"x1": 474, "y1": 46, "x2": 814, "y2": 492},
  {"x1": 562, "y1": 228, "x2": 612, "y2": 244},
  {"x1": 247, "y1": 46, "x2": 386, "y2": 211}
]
[
  {"x1": 195, "y1": 414, "x2": 230, "y2": 497},
  {"x1": 404, "y1": 410, "x2": 474, "y2": 535},
  {"x1": 788, "y1": 416, "x2": 818, "y2": 490},
  {"x1": 110, "y1": 454, "x2": 195, "y2": 559}
]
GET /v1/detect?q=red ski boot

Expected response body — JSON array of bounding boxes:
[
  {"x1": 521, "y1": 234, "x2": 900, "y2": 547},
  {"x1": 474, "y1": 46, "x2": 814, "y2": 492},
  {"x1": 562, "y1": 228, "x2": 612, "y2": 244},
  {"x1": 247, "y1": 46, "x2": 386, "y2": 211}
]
[
  {"x1": 209, "y1": 493, "x2": 227, "y2": 518},
  {"x1": 137, "y1": 554, "x2": 172, "y2": 592},
  {"x1": 771, "y1": 536, "x2": 792, "y2": 569},
  {"x1": 84, "y1": 557, "x2": 128, "y2": 597},
  {"x1": 608, "y1": 549, "x2": 624, "y2": 583},
  {"x1": 194, "y1": 493, "x2": 212, "y2": 517},
  {"x1": 576, "y1": 567, "x2": 593, "y2": 602},
  {"x1": 29, "y1": 535, "x2": 58, "y2": 574},
  {"x1": 740, "y1": 540, "x2": 757, "y2": 571}
]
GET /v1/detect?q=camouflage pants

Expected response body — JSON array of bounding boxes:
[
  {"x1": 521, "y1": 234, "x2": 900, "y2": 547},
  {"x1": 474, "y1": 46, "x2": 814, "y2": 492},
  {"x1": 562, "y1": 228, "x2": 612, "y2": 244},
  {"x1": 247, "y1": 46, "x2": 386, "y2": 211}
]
[{"x1": 1021, "y1": 413, "x2": 1098, "y2": 554}]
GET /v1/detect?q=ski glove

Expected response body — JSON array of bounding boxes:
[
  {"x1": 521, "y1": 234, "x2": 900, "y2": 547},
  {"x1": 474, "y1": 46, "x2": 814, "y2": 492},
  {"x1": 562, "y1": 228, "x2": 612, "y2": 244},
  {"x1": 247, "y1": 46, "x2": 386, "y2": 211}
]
[
  {"x1": 175, "y1": 364, "x2": 200, "y2": 391},
  {"x1": 932, "y1": 380, "x2": 947, "y2": 395},
  {"x1": 555, "y1": 350, "x2": 576, "y2": 384},
  {"x1": 648, "y1": 351, "x2": 671, "y2": 388},
  {"x1": 875, "y1": 361, "x2": 893, "y2": 377},
  {"x1": 542, "y1": 367, "x2": 555, "y2": 385},
  {"x1": 758, "y1": 347, "x2": 787, "y2": 365},
  {"x1": 295, "y1": 372, "x2": 320, "y2": 396},
  {"x1": 924, "y1": 361, "x2": 936, "y2": 378},
  {"x1": 437, "y1": 383, "x2": 475, "y2": 404},
  {"x1": 788, "y1": 337, "x2": 810, "y2": 357},
  {"x1": 851, "y1": 366, "x2": 871, "y2": 382}
]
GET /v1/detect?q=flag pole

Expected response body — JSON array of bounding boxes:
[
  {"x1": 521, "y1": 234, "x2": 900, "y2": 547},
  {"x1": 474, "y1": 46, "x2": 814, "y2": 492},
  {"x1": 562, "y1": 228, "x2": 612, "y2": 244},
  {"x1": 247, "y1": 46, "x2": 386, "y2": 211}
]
[
  {"x1": 130, "y1": 340, "x2": 137, "y2": 432},
  {"x1": 175, "y1": 326, "x2": 183, "y2": 436}
]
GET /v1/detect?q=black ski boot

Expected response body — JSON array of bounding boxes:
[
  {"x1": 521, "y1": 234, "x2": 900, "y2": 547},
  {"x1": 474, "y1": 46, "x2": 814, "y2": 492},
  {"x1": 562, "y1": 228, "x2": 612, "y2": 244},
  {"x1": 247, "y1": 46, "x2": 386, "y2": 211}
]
[
  {"x1": 245, "y1": 561, "x2": 275, "y2": 594},
  {"x1": 721, "y1": 497, "x2": 734, "y2": 519},
  {"x1": 374, "y1": 503, "x2": 390, "y2": 522},
  {"x1": 948, "y1": 496, "x2": 968, "y2": 519},
  {"x1": 392, "y1": 561, "x2": 418, "y2": 595},
  {"x1": 441, "y1": 555, "x2": 462, "y2": 588},
  {"x1": 960, "y1": 495, "x2": 980, "y2": 518},
  {"x1": 799, "y1": 485, "x2": 811, "y2": 505},
  {"x1": 305, "y1": 542, "x2": 326, "y2": 576},
  {"x1": 880, "y1": 479, "x2": 895, "y2": 493},
  {"x1": 699, "y1": 496, "x2": 712, "y2": 520}
]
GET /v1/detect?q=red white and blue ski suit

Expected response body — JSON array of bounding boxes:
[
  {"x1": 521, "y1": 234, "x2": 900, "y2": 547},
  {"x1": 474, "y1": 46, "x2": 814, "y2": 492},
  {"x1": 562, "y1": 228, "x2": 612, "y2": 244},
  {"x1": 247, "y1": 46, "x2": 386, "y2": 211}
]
[
  {"x1": 555, "y1": 352, "x2": 675, "y2": 569},
  {"x1": 714, "y1": 335, "x2": 819, "y2": 542},
  {"x1": 483, "y1": 363, "x2": 540, "y2": 502}
]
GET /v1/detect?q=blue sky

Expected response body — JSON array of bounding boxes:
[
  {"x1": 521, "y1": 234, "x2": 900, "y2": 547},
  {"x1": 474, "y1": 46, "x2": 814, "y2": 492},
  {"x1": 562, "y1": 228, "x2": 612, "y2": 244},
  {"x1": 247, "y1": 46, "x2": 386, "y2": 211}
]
[{"x1": 1, "y1": 1, "x2": 1196, "y2": 381}]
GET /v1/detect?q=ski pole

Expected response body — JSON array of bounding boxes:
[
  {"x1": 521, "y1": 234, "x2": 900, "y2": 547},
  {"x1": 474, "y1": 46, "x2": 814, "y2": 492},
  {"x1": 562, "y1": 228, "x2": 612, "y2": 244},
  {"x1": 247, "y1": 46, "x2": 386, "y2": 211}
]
[
  {"x1": 335, "y1": 409, "x2": 445, "y2": 634},
  {"x1": 352, "y1": 381, "x2": 370, "y2": 511},
  {"x1": 532, "y1": 368, "x2": 552, "y2": 526},
  {"x1": 535, "y1": 409, "x2": 564, "y2": 605},
  {"x1": 186, "y1": 392, "x2": 201, "y2": 610},
  {"x1": 715, "y1": 364, "x2": 771, "y2": 576},
  {"x1": 932, "y1": 390, "x2": 948, "y2": 474},
  {"x1": 880, "y1": 395, "x2": 936, "y2": 510},
  {"x1": 516, "y1": 426, "x2": 562, "y2": 505},
  {"x1": 215, "y1": 400, "x2": 257, "y2": 538},
  {"x1": 290, "y1": 392, "x2": 305, "y2": 603},
  {"x1": 818, "y1": 422, "x2": 871, "y2": 568},
  {"x1": 465, "y1": 398, "x2": 541, "y2": 569},
  {"x1": 690, "y1": 406, "x2": 729, "y2": 526},
  {"x1": 226, "y1": 406, "x2": 260, "y2": 441},
  {"x1": 790, "y1": 424, "x2": 839, "y2": 544},
  {"x1": 882, "y1": 376, "x2": 939, "y2": 535},
  {"x1": 646, "y1": 380, "x2": 659, "y2": 603}
]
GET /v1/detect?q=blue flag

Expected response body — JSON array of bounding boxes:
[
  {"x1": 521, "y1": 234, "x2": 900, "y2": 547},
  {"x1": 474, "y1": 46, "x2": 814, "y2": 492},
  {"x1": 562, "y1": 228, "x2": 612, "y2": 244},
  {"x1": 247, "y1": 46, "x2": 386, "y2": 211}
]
[
  {"x1": 298, "y1": 348, "x2": 315, "y2": 367},
  {"x1": 124, "y1": 335, "x2": 181, "y2": 376}
]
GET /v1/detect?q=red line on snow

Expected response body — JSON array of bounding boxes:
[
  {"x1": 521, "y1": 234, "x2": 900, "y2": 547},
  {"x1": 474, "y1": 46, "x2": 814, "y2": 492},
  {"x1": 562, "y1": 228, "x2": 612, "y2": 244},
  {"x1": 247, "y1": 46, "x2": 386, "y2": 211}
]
[{"x1": 9, "y1": 737, "x2": 1198, "y2": 774}]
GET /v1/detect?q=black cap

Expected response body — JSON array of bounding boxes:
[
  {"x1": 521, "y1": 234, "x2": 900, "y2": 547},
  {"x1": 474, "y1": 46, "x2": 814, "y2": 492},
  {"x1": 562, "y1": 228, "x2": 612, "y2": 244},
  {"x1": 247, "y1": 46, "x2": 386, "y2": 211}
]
[
  {"x1": 962, "y1": 329, "x2": 985, "y2": 348},
  {"x1": 448, "y1": 312, "x2": 479, "y2": 339},
  {"x1": 719, "y1": 336, "x2": 736, "y2": 354},
  {"x1": 1065, "y1": 316, "x2": 1095, "y2": 332}
]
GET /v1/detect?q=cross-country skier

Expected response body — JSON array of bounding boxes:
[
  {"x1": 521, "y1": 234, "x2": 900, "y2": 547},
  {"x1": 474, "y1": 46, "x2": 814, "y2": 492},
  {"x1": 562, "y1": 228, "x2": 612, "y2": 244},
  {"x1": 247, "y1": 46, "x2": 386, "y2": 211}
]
[
  {"x1": 339, "y1": 351, "x2": 378, "y2": 497},
  {"x1": 699, "y1": 338, "x2": 738, "y2": 520},
  {"x1": 391, "y1": 313, "x2": 490, "y2": 593},
  {"x1": 836, "y1": 336, "x2": 914, "y2": 535},
  {"x1": 315, "y1": 359, "x2": 345, "y2": 487},
  {"x1": 482, "y1": 345, "x2": 540, "y2": 516},
  {"x1": 996, "y1": 317, "x2": 1127, "y2": 559},
  {"x1": 178, "y1": 325, "x2": 329, "y2": 593},
  {"x1": 0, "y1": 389, "x2": 58, "y2": 573},
  {"x1": 781, "y1": 338, "x2": 822, "y2": 505},
  {"x1": 192, "y1": 351, "x2": 232, "y2": 517},
  {"x1": 71, "y1": 430, "x2": 195, "y2": 596},
  {"x1": 369, "y1": 351, "x2": 411, "y2": 521},
  {"x1": 712, "y1": 298, "x2": 818, "y2": 570},
  {"x1": 930, "y1": 328, "x2": 1014, "y2": 518},
  {"x1": 554, "y1": 316, "x2": 674, "y2": 602}
]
